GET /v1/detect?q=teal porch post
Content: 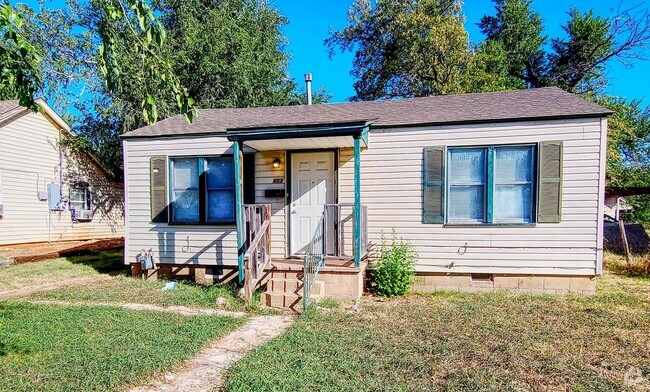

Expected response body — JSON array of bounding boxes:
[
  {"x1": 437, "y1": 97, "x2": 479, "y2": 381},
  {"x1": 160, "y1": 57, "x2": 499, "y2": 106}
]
[
  {"x1": 234, "y1": 141, "x2": 245, "y2": 282},
  {"x1": 353, "y1": 136, "x2": 362, "y2": 267}
]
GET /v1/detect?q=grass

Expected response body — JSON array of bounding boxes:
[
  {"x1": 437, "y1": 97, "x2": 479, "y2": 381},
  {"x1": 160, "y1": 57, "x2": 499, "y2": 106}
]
[
  {"x1": 604, "y1": 251, "x2": 650, "y2": 278},
  {"x1": 0, "y1": 250, "x2": 125, "y2": 290},
  {"x1": 29, "y1": 275, "x2": 262, "y2": 312},
  {"x1": 224, "y1": 270, "x2": 650, "y2": 391},
  {"x1": 0, "y1": 250, "x2": 262, "y2": 311},
  {"x1": 0, "y1": 302, "x2": 245, "y2": 392}
]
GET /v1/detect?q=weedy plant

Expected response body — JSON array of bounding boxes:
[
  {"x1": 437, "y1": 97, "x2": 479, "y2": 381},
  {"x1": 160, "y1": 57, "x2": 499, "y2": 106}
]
[{"x1": 370, "y1": 230, "x2": 418, "y2": 297}]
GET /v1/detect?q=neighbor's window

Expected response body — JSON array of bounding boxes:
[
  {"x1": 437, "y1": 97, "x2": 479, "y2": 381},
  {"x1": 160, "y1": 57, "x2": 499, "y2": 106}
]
[
  {"x1": 69, "y1": 184, "x2": 91, "y2": 211},
  {"x1": 447, "y1": 145, "x2": 535, "y2": 224},
  {"x1": 170, "y1": 157, "x2": 235, "y2": 224}
]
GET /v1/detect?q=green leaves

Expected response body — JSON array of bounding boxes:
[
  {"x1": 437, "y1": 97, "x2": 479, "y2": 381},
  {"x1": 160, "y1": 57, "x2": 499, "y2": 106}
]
[
  {"x1": 0, "y1": 3, "x2": 41, "y2": 111},
  {"x1": 327, "y1": 0, "x2": 471, "y2": 100},
  {"x1": 370, "y1": 230, "x2": 418, "y2": 297},
  {"x1": 480, "y1": 0, "x2": 650, "y2": 94},
  {"x1": 95, "y1": 0, "x2": 198, "y2": 125}
]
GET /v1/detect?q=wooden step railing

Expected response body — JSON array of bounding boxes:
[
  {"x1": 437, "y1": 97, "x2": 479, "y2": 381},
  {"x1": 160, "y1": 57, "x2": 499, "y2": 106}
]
[{"x1": 243, "y1": 204, "x2": 272, "y2": 304}]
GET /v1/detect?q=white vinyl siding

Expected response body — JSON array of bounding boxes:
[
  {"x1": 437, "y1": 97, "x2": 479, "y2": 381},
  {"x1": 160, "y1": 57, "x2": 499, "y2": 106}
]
[
  {"x1": 124, "y1": 116, "x2": 605, "y2": 276},
  {"x1": 123, "y1": 136, "x2": 246, "y2": 266},
  {"x1": 254, "y1": 151, "x2": 287, "y2": 259},
  {"x1": 0, "y1": 110, "x2": 124, "y2": 245},
  {"x1": 339, "y1": 118, "x2": 605, "y2": 276}
]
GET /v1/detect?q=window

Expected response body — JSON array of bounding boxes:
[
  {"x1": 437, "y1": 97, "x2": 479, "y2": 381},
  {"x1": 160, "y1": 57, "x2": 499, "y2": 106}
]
[
  {"x1": 171, "y1": 158, "x2": 200, "y2": 223},
  {"x1": 206, "y1": 158, "x2": 235, "y2": 223},
  {"x1": 170, "y1": 157, "x2": 235, "y2": 224},
  {"x1": 447, "y1": 145, "x2": 535, "y2": 224},
  {"x1": 448, "y1": 148, "x2": 486, "y2": 223},
  {"x1": 69, "y1": 183, "x2": 91, "y2": 211},
  {"x1": 494, "y1": 147, "x2": 534, "y2": 223}
]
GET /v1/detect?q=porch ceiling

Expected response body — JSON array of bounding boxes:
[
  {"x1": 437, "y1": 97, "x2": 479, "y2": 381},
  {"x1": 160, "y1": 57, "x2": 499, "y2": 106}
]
[
  {"x1": 244, "y1": 136, "x2": 358, "y2": 151},
  {"x1": 226, "y1": 120, "x2": 370, "y2": 151}
]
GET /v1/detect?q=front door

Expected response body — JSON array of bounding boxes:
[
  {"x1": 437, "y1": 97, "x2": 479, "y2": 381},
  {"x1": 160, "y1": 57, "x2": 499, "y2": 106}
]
[{"x1": 290, "y1": 151, "x2": 335, "y2": 255}]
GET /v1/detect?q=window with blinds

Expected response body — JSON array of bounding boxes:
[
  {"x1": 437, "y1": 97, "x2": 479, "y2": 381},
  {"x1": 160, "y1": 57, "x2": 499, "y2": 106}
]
[{"x1": 446, "y1": 145, "x2": 535, "y2": 225}]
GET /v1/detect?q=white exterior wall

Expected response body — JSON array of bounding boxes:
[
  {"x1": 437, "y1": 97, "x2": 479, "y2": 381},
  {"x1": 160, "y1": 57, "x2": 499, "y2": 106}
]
[
  {"x1": 123, "y1": 135, "x2": 253, "y2": 266},
  {"x1": 124, "y1": 117, "x2": 606, "y2": 276},
  {"x1": 0, "y1": 111, "x2": 124, "y2": 245},
  {"x1": 340, "y1": 117, "x2": 606, "y2": 276},
  {"x1": 254, "y1": 151, "x2": 287, "y2": 258}
]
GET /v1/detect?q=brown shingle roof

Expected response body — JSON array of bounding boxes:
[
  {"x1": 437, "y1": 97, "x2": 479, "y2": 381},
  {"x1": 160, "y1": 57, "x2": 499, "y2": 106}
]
[{"x1": 121, "y1": 87, "x2": 612, "y2": 139}]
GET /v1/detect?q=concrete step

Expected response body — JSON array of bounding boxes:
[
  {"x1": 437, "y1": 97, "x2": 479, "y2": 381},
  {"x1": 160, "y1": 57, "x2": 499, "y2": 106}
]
[
  {"x1": 265, "y1": 278, "x2": 325, "y2": 297},
  {"x1": 265, "y1": 292, "x2": 303, "y2": 311},
  {"x1": 266, "y1": 278, "x2": 302, "y2": 295}
]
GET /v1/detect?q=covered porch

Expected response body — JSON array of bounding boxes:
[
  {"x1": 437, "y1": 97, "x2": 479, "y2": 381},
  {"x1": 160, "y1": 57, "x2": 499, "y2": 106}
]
[{"x1": 228, "y1": 121, "x2": 371, "y2": 307}]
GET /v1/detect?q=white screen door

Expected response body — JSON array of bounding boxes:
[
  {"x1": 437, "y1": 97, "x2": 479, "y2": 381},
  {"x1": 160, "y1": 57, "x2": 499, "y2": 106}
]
[{"x1": 290, "y1": 152, "x2": 335, "y2": 255}]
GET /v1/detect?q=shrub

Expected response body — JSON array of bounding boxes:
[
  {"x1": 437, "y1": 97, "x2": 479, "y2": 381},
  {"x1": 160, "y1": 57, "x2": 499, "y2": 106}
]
[{"x1": 370, "y1": 230, "x2": 418, "y2": 297}]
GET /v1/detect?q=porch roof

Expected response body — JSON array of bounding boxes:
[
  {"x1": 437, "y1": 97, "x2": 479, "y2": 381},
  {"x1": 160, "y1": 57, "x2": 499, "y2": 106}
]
[{"x1": 227, "y1": 121, "x2": 370, "y2": 151}]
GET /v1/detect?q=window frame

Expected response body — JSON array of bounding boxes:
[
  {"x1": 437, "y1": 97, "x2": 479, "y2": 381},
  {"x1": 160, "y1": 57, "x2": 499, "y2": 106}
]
[
  {"x1": 445, "y1": 144, "x2": 537, "y2": 227},
  {"x1": 168, "y1": 155, "x2": 236, "y2": 226},
  {"x1": 69, "y1": 183, "x2": 91, "y2": 212}
]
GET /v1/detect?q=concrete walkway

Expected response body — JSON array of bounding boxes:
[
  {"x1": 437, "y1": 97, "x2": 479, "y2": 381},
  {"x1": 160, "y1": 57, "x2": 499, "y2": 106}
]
[
  {"x1": 130, "y1": 315, "x2": 295, "y2": 392},
  {"x1": 30, "y1": 300, "x2": 246, "y2": 318}
]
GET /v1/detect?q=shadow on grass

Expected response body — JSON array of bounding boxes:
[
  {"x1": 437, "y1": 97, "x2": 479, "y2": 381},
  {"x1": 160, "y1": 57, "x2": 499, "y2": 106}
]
[{"x1": 65, "y1": 250, "x2": 129, "y2": 276}]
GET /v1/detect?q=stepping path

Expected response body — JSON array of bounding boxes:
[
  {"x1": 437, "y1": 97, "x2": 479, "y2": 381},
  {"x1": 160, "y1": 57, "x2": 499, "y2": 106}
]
[
  {"x1": 31, "y1": 300, "x2": 246, "y2": 318},
  {"x1": 0, "y1": 275, "x2": 112, "y2": 300},
  {"x1": 131, "y1": 315, "x2": 295, "y2": 392}
]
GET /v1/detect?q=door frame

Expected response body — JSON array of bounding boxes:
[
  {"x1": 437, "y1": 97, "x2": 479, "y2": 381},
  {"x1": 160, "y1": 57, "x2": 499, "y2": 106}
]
[{"x1": 285, "y1": 149, "x2": 339, "y2": 256}]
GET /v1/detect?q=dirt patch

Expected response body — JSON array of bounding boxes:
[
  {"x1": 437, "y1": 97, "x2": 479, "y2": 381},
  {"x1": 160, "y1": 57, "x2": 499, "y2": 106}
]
[
  {"x1": 30, "y1": 300, "x2": 247, "y2": 318},
  {"x1": 0, "y1": 238, "x2": 124, "y2": 264},
  {"x1": 0, "y1": 275, "x2": 112, "y2": 300}
]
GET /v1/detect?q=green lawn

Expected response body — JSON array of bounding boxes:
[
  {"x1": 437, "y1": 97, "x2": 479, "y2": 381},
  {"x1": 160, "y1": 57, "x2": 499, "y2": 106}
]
[
  {"x1": 0, "y1": 250, "x2": 259, "y2": 311},
  {"x1": 224, "y1": 271, "x2": 650, "y2": 391},
  {"x1": 0, "y1": 250, "x2": 125, "y2": 290},
  {"x1": 0, "y1": 302, "x2": 245, "y2": 392},
  {"x1": 30, "y1": 275, "x2": 257, "y2": 311}
]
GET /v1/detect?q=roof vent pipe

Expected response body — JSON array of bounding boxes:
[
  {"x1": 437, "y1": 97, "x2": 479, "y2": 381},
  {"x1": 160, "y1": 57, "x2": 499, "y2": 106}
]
[{"x1": 304, "y1": 73, "x2": 313, "y2": 105}]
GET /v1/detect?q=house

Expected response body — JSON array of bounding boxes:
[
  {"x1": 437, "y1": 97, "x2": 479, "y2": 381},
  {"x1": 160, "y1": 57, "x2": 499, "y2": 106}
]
[
  {"x1": 121, "y1": 87, "x2": 611, "y2": 307},
  {"x1": 0, "y1": 99, "x2": 124, "y2": 246}
]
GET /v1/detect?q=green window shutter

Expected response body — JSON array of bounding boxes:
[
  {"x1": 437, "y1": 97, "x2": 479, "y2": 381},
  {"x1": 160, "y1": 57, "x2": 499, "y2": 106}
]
[
  {"x1": 423, "y1": 146, "x2": 445, "y2": 224},
  {"x1": 150, "y1": 157, "x2": 169, "y2": 223},
  {"x1": 537, "y1": 141, "x2": 563, "y2": 223}
]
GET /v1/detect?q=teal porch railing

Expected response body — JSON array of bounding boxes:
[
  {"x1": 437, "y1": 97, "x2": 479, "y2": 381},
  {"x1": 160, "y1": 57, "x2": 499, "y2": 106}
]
[{"x1": 303, "y1": 215, "x2": 325, "y2": 309}]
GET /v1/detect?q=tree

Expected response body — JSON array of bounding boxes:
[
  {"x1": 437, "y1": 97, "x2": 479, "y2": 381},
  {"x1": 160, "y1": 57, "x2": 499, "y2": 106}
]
[
  {"x1": 94, "y1": 0, "x2": 198, "y2": 124},
  {"x1": 591, "y1": 95, "x2": 650, "y2": 224},
  {"x1": 592, "y1": 95, "x2": 650, "y2": 188},
  {"x1": 478, "y1": 0, "x2": 546, "y2": 89},
  {"x1": 157, "y1": 0, "x2": 295, "y2": 109},
  {"x1": 326, "y1": 0, "x2": 471, "y2": 100},
  {"x1": 16, "y1": 0, "x2": 301, "y2": 176},
  {"x1": 480, "y1": 0, "x2": 650, "y2": 94},
  {"x1": 462, "y1": 40, "x2": 523, "y2": 93},
  {"x1": 16, "y1": 2, "x2": 96, "y2": 116},
  {"x1": 0, "y1": 2, "x2": 41, "y2": 111}
]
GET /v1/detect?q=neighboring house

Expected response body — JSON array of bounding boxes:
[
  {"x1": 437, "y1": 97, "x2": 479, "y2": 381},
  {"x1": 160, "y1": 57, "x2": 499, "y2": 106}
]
[
  {"x1": 0, "y1": 99, "x2": 124, "y2": 246},
  {"x1": 121, "y1": 87, "x2": 611, "y2": 307}
]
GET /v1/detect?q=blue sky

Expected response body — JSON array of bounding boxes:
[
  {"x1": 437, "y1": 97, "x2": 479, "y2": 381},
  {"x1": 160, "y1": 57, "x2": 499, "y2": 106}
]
[
  {"x1": 14, "y1": 0, "x2": 650, "y2": 104},
  {"x1": 275, "y1": 0, "x2": 650, "y2": 103}
]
